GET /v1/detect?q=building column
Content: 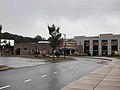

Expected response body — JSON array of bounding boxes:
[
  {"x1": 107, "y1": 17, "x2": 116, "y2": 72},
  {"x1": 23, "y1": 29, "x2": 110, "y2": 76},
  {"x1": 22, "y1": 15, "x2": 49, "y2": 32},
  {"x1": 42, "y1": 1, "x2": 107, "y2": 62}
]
[
  {"x1": 90, "y1": 40, "x2": 93, "y2": 55},
  {"x1": 99, "y1": 40, "x2": 102, "y2": 56},
  {"x1": 70, "y1": 49, "x2": 72, "y2": 55},
  {"x1": 81, "y1": 40, "x2": 84, "y2": 54},
  {"x1": 108, "y1": 39, "x2": 111, "y2": 56}
]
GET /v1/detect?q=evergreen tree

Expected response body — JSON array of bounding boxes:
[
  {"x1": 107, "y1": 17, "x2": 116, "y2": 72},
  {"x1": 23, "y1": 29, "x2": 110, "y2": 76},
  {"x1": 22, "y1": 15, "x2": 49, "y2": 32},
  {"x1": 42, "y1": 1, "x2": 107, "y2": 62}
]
[{"x1": 1, "y1": 32, "x2": 46, "y2": 43}]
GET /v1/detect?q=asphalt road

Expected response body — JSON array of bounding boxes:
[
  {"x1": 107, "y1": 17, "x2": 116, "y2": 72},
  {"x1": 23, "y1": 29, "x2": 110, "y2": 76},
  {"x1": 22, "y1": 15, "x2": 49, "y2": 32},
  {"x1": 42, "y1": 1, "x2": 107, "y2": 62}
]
[{"x1": 0, "y1": 57, "x2": 110, "y2": 90}]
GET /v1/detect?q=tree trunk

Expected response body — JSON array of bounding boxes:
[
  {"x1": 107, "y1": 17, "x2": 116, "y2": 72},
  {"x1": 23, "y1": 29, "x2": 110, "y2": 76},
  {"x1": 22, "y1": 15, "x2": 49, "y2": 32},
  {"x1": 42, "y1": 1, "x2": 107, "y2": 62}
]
[{"x1": 53, "y1": 49, "x2": 55, "y2": 60}]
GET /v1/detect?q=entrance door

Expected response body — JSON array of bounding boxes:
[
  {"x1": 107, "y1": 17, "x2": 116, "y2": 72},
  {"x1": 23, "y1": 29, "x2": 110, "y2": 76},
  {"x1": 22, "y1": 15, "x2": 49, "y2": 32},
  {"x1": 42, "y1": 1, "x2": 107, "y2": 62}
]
[
  {"x1": 93, "y1": 51, "x2": 98, "y2": 56},
  {"x1": 16, "y1": 48, "x2": 20, "y2": 55}
]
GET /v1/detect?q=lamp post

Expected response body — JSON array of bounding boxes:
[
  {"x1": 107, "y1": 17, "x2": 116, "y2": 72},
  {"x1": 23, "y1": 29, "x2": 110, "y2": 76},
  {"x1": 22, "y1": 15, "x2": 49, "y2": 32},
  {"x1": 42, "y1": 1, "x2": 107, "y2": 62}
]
[
  {"x1": 0, "y1": 25, "x2": 2, "y2": 45},
  {"x1": 63, "y1": 34, "x2": 66, "y2": 58},
  {"x1": 0, "y1": 25, "x2": 2, "y2": 55}
]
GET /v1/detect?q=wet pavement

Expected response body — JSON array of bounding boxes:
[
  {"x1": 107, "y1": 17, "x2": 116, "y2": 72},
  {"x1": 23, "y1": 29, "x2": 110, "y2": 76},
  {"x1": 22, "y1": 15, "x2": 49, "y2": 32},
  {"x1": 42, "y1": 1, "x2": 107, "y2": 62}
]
[
  {"x1": 61, "y1": 58, "x2": 120, "y2": 90},
  {"x1": 0, "y1": 57, "x2": 48, "y2": 68},
  {"x1": 0, "y1": 57, "x2": 110, "y2": 90}
]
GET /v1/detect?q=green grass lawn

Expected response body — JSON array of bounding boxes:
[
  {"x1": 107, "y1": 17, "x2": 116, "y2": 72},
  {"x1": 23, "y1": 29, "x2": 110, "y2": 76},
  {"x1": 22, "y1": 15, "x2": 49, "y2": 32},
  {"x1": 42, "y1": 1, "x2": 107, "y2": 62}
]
[
  {"x1": 108, "y1": 56, "x2": 120, "y2": 59},
  {"x1": 41, "y1": 57, "x2": 75, "y2": 62}
]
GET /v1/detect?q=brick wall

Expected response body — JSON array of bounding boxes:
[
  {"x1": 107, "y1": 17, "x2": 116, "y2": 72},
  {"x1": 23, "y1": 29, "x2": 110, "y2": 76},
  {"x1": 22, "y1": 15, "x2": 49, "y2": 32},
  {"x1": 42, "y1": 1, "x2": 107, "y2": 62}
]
[{"x1": 14, "y1": 43, "x2": 52, "y2": 55}]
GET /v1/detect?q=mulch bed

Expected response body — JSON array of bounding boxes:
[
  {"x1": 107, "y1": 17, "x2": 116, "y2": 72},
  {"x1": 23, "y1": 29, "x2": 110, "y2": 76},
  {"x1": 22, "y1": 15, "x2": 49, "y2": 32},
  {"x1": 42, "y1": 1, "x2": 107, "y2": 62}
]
[
  {"x1": 0, "y1": 65, "x2": 9, "y2": 71},
  {"x1": 20, "y1": 55, "x2": 75, "y2": 62}
]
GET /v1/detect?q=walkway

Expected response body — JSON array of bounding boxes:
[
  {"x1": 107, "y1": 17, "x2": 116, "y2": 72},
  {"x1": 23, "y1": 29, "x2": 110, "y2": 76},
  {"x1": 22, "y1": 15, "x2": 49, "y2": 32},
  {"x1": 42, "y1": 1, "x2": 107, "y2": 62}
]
[{"x1": 61, "y1": 59, "x2": 120, "y2": 90}]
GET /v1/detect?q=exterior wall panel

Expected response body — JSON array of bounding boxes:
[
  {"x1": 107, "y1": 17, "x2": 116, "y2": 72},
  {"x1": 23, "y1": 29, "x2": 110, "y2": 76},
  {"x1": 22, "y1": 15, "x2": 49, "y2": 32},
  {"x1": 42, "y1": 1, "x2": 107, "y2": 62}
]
[{"x1": 74, "y1": 34, "x2": 120, "y2": 56}]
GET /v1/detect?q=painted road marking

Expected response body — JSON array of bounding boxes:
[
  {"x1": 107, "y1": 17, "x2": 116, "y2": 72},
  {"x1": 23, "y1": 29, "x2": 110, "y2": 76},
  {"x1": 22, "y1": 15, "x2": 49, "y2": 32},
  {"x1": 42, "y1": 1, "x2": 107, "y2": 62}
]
[
  {"x1": 0, "y1": 85, "x2": 10, "y2": 90},
  {"x1": 62, "y1": 69, "x2": 66, "y2": 71},
  {"x1": 24, "y1": 79, "x2": 31, "y2": 82},
  {"x1": 41, "y1": 75, "x2": 47, "y2": 78},
  {"x1": 54, "y1": 72, "x2": 58, "y2": 74}
]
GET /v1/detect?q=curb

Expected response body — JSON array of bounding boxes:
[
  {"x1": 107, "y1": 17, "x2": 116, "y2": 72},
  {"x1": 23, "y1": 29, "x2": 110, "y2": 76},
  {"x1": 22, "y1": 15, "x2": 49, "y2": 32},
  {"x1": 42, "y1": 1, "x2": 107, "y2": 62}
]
[
  {"x1": 0, "y1": 66, "x2": 10, "y2": 71},
  {"x1": 91, "y1": 58, "x2": 112, "y2": 61}
]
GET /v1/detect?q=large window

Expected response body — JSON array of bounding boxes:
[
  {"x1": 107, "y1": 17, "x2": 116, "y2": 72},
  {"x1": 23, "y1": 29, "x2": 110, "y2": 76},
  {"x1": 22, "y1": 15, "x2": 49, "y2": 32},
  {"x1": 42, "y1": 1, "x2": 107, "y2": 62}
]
[
  {"x1": 93, "y1": 40, "x2": 98, "y2": 50},
  {"x1": 84, "y1": 40, "x2": 89, "y2": 50},
  {"x1": 111, "y1": 39, "x2": 118, "y2": 51},
  {"x1": 93, "y1": 40, "x2": 98, "y2": 56},
  {"x1": 84, "y1": 40, "x2": 90, "y2": 54},
  {"x1": 102, "y1": 40, "x2": 108, "y2": 56}
]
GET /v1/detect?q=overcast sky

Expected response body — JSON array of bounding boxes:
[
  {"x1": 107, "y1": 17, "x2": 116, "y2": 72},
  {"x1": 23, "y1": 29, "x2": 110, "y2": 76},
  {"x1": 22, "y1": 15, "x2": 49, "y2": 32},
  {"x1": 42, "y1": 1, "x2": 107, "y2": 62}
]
[{"x1": 0, "y1": 0, "x2": 120, "y2": 39}]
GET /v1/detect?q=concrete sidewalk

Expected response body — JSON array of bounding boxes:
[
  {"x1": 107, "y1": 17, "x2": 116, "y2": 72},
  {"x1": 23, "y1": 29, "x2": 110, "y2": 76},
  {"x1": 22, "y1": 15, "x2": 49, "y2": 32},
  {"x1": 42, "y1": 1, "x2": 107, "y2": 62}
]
[{"x1": 61, "y1": 59, "x2": 120, "y2": 90}]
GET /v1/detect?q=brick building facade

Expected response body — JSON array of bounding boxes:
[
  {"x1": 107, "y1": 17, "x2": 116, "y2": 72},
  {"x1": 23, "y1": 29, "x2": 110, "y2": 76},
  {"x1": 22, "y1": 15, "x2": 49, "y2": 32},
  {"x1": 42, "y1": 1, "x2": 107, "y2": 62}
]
[{"x1": 14, "y1": 43, "x2": 52, "y2": 55}]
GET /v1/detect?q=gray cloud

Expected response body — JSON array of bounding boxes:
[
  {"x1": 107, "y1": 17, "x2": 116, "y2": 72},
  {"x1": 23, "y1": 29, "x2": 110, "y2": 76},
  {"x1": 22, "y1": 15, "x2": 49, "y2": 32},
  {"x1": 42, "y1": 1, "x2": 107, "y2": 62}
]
[{"x1": 0, "y1": 0, "x2": 120, "y2": 38}]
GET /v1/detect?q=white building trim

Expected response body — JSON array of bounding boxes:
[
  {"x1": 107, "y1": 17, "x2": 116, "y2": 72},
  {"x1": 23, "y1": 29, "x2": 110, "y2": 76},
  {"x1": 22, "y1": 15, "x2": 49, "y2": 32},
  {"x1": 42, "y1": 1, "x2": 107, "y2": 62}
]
[{"x1": 74, "y1": 34, "x2": 120, "y2": 56}]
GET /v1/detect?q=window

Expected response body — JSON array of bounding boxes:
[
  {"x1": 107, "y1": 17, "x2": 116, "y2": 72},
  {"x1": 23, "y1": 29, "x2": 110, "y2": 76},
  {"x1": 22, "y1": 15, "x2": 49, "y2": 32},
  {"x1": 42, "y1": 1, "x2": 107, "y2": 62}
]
[{"x1": 24, "y1": 48, "x2": 27, "y2": 50}]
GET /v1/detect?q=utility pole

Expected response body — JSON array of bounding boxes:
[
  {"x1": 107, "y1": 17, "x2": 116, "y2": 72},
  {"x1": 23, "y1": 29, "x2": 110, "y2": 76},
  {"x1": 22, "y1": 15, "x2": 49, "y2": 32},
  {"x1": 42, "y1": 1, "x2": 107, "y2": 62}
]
[
  {"x1": 63, "y1": 34, "x2": 66, "y2": 58},
  {"x1": 0, "y1": 25, "x2": 2, "y2": 55},
  {"x1": 0, "y1": 25, "x2": 2, "y2": 45}
]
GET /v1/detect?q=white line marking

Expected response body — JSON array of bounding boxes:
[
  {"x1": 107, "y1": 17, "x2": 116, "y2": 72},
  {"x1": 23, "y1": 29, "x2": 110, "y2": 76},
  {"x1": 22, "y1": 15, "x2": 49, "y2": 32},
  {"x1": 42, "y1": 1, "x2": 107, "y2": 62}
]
[
  {"x1": 62, "y1": 69, "x2": 66, "y2": 71},
  {"x1": 24, "y1": 79, "x2": 31, "y2": 82},
  {"x1": 54, "y1": 72, "x2": 58, "y2": 74},
  {"x1": 0, "y1": 85, "x2": 10, "y2": 90},
  {"x1": 41, "y1": 75, "x2": 47, "y2": 78}
]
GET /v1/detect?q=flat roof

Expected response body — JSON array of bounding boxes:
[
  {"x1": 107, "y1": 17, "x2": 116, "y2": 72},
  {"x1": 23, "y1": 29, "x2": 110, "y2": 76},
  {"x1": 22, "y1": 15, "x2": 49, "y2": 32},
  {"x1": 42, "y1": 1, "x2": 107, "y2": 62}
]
[{"x1": 38, "y1": 41, "x2": 49, "y2": 44}]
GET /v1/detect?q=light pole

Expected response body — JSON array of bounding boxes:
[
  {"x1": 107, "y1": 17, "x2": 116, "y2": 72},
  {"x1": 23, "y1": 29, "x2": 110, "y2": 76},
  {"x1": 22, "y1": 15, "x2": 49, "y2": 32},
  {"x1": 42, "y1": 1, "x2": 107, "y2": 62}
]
[
  {"x1": 0, "y1": 25, "x2": 2, "y2": 45},
  {"x1": 63, "y1": 34, "x2": 66, "y2": 58},
  {"x1": 0, "y1": 25, "x2": 2, "y2": 55}
]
